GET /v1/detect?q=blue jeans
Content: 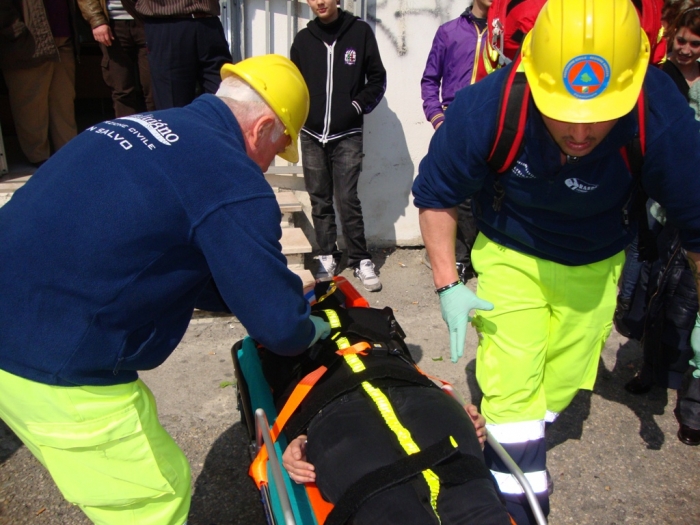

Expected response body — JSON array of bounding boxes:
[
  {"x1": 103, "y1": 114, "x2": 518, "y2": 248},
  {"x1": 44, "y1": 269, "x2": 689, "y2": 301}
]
[
  {"x1": 301, "y1": 133, "x2": 371, "y2": 268},
  {"x1": 619, "y1": 235, "x2": 643, "y2": 300}
]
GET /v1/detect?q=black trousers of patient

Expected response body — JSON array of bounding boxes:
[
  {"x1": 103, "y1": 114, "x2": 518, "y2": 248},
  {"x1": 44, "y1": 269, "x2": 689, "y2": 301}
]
[{"x1": 305, "y1": 385, "x2": 512, "y2": 525}]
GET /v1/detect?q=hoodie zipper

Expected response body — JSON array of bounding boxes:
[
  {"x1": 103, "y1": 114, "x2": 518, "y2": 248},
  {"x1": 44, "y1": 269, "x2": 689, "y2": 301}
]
[
  {"x1": 470, "y1": 22, "x2": 488, "y2": 85},
  {"x1": 321, "y1": 42, "x2": 336, "y2": 144}
]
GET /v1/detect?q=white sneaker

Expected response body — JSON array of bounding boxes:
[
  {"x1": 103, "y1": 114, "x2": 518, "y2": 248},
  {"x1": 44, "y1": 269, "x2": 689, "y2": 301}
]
[
  {"x1": 354, "y1": 259, "x2": 382, "y2": 292},
  {"x1": 315, "y1": 255, "x2": 337, "y2": 281}
]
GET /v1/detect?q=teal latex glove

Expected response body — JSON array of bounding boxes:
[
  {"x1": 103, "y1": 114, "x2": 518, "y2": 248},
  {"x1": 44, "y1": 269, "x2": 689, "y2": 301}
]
[
  {"x1": 308, "y1": 315, "x2": 332, "y2": 347},
  {"x1": 439, "y1": 283, "x2": 494, "y2": 363},
  {"x1": 690, "y1": 313, "x2": 700, "y2": 379}
]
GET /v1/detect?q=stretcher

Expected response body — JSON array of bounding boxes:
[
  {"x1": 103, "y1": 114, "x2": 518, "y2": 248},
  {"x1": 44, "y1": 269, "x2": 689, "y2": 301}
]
[{"x1": 230, "y1": 276, "x2": 547, "y2": 525}]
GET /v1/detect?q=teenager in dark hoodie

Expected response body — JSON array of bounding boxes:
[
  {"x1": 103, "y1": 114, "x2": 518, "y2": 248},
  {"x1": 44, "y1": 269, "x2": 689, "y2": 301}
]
[{"x1": 291, "y1": 0, "x2": 386, "y2": 291}]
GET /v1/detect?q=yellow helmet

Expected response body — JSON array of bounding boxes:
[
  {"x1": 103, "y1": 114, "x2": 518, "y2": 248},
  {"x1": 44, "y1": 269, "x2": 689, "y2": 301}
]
[
  {"x1": 520, "y1": 0, "x2": 650, "y2": 123},
  {"x1": 221, "y1": 54, "x2": 309, "y2": 163}
]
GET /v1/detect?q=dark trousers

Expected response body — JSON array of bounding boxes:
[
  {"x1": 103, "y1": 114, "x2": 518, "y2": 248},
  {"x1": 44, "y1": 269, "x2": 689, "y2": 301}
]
[
  {"x1": 306, "y1": 386, "x2": 512, "y2": 525},
  {"x1": 301, "y1": 133, "x2": 371, "y2": 268},
  {"x1": 456, "y1": 198, "x2": 478, "y2": 267},
  {"x1": 143, "y1": 17, "x2": 232, "y2": 109},
  {"x1": 678, "y1": 370, "x2": 700, "y2": 430},
  {"x1": 100, "y1": 19, "x2": 154, "y2": 117}
]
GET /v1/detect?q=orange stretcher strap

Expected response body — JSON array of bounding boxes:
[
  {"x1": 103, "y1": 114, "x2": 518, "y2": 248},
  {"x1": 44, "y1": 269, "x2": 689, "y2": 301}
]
[
  {"x1": 305, "y1": 483, "x2": 334, "y2": 523},
  {"x1": 271, "y1": 364, "x2": 328, "y2": 441},
  {"x1": 250, "y1": 364, "x2": 329, "y2": 488},
  {"x1": 335, "y1": 341, "x2": 371, "y2": 356}
]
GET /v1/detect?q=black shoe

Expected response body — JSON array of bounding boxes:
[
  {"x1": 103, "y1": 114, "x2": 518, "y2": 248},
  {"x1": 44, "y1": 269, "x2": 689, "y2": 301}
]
[
  {"x1": 624, "y1": 372, "x2": 654, "y2": 395},
  {"x1": 677, "y1": 424, "x2": 700, "y2": 446}
]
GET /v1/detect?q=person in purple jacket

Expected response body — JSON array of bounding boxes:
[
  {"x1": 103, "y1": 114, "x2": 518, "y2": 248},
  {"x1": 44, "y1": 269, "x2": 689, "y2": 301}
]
[{"x1": 420, "y1": 0, "x2": 492, "y2": 282}]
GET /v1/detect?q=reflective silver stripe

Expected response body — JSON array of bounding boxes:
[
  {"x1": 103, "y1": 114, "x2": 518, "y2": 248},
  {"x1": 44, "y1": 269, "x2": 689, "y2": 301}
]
[
  {"x1": 486, "y1": 420, "x2": 545, "y2": 444},
  {"x1": 491, "y1": 469, "x2": 548, "y2": 495},
  {"x1": 545, "y1": 410, "x2": 559, "y2": 423}
]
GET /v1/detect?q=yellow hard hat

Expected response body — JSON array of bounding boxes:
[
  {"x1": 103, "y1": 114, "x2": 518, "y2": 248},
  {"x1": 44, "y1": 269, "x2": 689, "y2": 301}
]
[
  {"x1": 521, "y1": 0, "x2": 650, "y2": 123},
  {"x1": 221, "y1": 54, "x2": 309, "y2": 163}
]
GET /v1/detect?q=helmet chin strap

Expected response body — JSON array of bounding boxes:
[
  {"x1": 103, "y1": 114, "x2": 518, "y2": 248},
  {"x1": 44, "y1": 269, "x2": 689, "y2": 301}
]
[{"x1": 566, "y1": 154, "x2": 580, "y2": 164}]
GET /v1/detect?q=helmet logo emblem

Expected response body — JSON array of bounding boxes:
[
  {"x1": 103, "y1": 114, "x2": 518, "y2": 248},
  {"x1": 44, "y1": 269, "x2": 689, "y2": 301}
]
[
  {"x1": 562, "y1": 55, "x2": 610, "y2": 99},
  {"x1": 344, "y1": 49, "x2": 357, "y2": 66}
]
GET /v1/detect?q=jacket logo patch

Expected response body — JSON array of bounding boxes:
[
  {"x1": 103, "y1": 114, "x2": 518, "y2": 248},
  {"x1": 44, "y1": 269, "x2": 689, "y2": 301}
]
[
  {"x1": 119, "y1": 114, "x2": 180, "y2": 145},
  {"x1": 565, "y1": 178, "x2": 598, "y2": 193},
  {"x1": 511, "y1": 161, "x2": 535, "y2": 179},
  {"x1": 344, "y1": 49, "x2": 357, "y2": 65}
]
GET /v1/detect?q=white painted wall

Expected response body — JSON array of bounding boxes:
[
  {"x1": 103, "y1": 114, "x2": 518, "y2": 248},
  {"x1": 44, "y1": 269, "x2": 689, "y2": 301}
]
[{"x1": 240, "y1": 0, "x2": 468, "y2": 247}]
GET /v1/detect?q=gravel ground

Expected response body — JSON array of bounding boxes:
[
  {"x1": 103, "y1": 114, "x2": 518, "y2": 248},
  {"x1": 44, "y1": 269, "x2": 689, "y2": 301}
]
[{"x1": 1, "y1": 247, "x2": 698, "y2": 524}]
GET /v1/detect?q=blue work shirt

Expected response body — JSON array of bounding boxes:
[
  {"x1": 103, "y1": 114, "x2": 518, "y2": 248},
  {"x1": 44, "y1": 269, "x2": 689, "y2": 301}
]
[
  {"x1": 0, "y1": 95, "x2": 314, "y2": 386},
  {"x1": 413, "y1": 64, "x2": 700, "y2": 265}
]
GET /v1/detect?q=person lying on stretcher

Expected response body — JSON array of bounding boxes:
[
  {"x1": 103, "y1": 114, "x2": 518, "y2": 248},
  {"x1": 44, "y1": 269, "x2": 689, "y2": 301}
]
[{"x1": 260, "y1": 283, "x2": 513, "y2": 525}]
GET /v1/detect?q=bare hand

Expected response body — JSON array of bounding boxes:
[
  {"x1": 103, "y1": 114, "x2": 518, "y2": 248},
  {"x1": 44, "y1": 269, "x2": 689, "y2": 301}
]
[
  {"x1": 435, "y1": 120, "x2": 443, "y2": 130},
  {"x1": 92, "y1": 24, "x2": 114, "y2": 46},
  {"x1": 282, "y1": 435, "x2": 316, "y2": 484},
  {"x1": 465, "y1": 404, "x2": 486, "y2": 448}
]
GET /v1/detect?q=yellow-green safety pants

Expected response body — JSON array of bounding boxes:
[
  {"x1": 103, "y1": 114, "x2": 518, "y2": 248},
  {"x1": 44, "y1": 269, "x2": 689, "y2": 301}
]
[
  {"x1": 471, "y1": 232, "x2": 624, "y2": 425},
  {"x1": 0, "y1": 369, "x2": 190, "y2": 525},
  {"x1": 470, "y1": 233, "x2": 623, "y2": 522}
]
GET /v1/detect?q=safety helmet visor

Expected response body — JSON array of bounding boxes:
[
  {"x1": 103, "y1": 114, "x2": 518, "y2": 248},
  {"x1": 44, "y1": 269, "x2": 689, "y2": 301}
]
[
  {"x1": 221, "y1": 55, "x2": 310, "y2": 163},
  {"x1": 521, "y1": 0, "x2": 650, "y2": 123}
]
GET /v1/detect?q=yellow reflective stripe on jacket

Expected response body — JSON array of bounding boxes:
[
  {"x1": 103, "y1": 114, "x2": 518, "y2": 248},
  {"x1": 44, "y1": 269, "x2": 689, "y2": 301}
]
[{"x1": 341, "y1": 352, "x2": 442, "y2": 521}]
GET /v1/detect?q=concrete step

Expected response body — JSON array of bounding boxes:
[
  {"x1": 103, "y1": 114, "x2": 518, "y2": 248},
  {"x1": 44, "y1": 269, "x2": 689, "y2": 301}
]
[
  {"x1": 0, "y1": 174, "x2": 30, "y2": 208},
  {"x1": 280, "y1": 227, "x2": 312, "y2": 268},
  {"x1": 275, "y1": 190, "x2": 303, "y2": 213}
]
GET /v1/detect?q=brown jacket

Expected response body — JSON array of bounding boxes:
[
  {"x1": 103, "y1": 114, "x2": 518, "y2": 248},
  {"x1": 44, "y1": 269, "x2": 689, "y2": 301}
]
[
  {"x1": 76, "y1": 0, "x2": 108, "y2": 29},
  {"x1": 0, "y1": 0, "x2": 77, "y2": 69}
]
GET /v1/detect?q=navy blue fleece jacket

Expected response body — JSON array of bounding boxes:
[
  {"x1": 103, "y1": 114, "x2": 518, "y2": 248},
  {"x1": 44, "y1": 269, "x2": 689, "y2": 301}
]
[
  {"x1": 0, "y1": 95, "x2": 315, "y2": 386},
  {"x1": 413, "y1": 65, "x2": 700, "y2": 265}
]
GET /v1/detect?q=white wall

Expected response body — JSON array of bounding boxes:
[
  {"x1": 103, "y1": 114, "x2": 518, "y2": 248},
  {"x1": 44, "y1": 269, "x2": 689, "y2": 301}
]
[{"x1": 240, "y1": 0, "x2": 467, "y2": 247}]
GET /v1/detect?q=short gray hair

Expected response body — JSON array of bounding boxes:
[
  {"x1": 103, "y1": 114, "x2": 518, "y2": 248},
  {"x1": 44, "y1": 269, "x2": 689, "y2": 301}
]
[{"x1": 216, "y1": 76, "x2": 285, "y2": 141}]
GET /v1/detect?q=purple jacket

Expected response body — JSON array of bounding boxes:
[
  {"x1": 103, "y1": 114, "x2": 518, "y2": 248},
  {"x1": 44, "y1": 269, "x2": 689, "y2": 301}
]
[{"x1": 421, "y1": 8, "x2": 487, "y2": 129}]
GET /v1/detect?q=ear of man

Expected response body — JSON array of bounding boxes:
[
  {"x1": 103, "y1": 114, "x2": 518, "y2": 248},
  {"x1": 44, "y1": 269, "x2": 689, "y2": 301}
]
[{"x1": 244, "y1": 114, "x2": 276, "y2": 155}]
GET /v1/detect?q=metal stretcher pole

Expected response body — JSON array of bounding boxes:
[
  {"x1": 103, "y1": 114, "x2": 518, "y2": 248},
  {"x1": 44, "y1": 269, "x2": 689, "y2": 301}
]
[
  {"x1": 440, "y1": 385, "x2": 547, "y2": 525},
  {"x1": 255, "y1": 409, "x2": 297, "y2": 525}
]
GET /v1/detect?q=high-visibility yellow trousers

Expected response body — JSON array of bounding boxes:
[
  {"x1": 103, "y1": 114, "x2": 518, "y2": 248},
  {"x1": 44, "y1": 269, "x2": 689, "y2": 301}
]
[
  {"x1": 471, "y1": 232, "x2": 623, "y2": 425},
  {"x1": 0, "y1": 370, "x2": 190, "y2": 525},
  {"x1": 470, "y1": 233, "x2": 623, "y2": 523}
]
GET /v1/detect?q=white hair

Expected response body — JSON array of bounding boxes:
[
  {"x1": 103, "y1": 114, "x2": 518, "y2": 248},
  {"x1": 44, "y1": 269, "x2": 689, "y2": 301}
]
[{"x1": 216, "y1": 76, "x2": 285, "y2": 140}]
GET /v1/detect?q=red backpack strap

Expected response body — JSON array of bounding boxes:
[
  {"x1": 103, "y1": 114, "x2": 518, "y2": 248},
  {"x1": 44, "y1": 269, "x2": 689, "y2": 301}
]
[
  {"x1": 487, "y1": 55, "x2": 530, "y2": 211},
  {"x1": 487, "y1": 54, "x2": 530, "y2": 174},
  {"x1": 622, "y1": 88, "x2": 647, "y2": 175}
]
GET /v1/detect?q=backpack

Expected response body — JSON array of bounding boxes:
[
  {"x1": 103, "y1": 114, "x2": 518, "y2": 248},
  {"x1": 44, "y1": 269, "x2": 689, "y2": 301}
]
[
  {"x1": 475, "y1": 0, "x2": 667, "y2": 82},
  {"x1": 486, "y1": 53, "x2": 658, "y2": 261}
]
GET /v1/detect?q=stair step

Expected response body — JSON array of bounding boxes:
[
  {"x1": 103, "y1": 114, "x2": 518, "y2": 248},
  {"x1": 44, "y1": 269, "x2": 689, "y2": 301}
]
[
  {"x1": 275, "y1": 191, "x2": 303, "y2": 213},
  {"x1": 281, "y1": 227, "x2": 312, "y2": 255}
]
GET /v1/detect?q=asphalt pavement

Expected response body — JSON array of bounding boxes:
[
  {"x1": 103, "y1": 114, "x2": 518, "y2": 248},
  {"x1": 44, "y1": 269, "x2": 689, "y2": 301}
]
[{"x1": 1, "y1": 247, "x2": 698, "y2": 524}]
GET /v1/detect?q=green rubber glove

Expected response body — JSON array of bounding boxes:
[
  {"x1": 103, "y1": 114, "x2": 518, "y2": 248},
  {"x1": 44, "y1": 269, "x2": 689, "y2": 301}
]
[
  {"x1": 689, "y1": 313, "x2": 700, "y2": 379},
  {"x1": 439, "y1": 283, "x2": 494, "y2": 363},
  {"x1": 308, "y1": 315, "x2": 332, "y2": 347}
]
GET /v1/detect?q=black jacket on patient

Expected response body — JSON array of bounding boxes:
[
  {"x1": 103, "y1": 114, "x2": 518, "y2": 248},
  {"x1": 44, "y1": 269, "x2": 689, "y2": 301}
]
[{"x1": 257, "y1": 283, "x2": 512, "y2": 525}]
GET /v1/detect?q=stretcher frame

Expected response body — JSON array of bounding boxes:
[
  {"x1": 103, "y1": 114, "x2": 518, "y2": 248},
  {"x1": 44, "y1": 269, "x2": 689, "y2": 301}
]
[{"x1": 231, "y1": 276, "x2": 546, "y2": 525}]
